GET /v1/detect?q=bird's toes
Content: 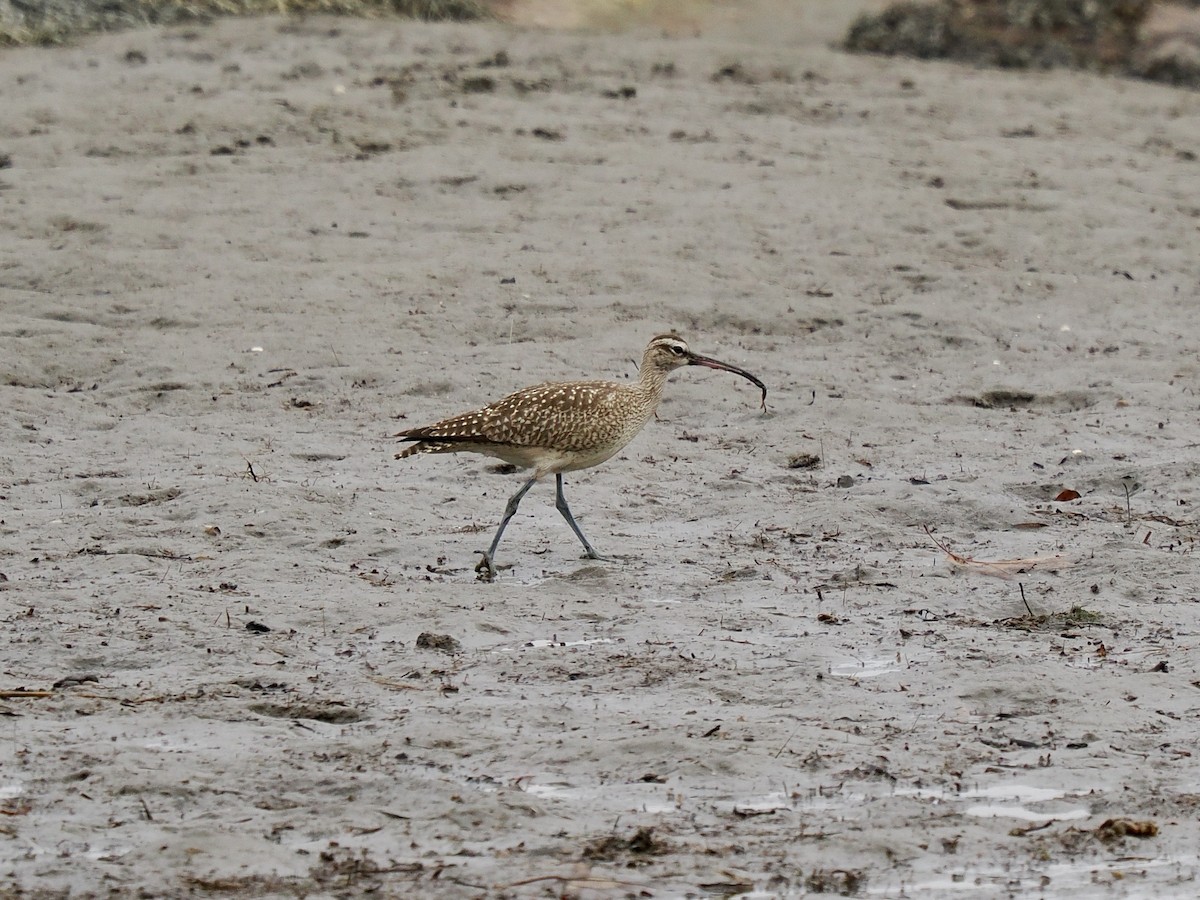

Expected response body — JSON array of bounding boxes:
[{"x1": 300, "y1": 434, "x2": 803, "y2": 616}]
[{"x1": 474, "y1": 553, "x2": 498, "y2": 582}]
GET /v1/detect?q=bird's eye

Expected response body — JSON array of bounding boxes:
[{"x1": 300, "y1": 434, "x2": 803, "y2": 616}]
[{"x1": 669, "y1": 345, "x2": 685, "y2": 356}]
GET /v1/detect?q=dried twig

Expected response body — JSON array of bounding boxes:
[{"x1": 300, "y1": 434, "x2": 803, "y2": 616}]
[
  {"x1": 1018, "y1": 583, "x2": 1034, "y2": 617},
  {"x1": 924, "y1": 525, "x2": 1071, "y2": 579}
]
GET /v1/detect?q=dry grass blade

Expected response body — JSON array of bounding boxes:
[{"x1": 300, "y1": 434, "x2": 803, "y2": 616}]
[{"x1": 924, "y1": 525, "x2": 1072, "y2": 580}]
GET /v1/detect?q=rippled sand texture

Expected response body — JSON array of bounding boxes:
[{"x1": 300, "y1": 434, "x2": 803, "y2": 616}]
[{"x1": 2, "y1": 5, "x2": 1199, "y2": 896}]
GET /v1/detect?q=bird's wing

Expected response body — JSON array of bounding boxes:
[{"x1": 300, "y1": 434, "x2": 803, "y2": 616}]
[{"x1": 397, "y1": 381, "x2": 629, "y2": 451}]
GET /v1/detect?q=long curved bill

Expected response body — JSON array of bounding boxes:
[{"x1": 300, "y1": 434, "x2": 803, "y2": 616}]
[{"x1": 688, "y1": 353, "x2": 769, "y2": 410}]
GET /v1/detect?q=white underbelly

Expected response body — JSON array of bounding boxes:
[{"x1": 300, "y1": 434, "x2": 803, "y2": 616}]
[{"x1": 543, "y1": 444, "x2": 624, "y2": 475}]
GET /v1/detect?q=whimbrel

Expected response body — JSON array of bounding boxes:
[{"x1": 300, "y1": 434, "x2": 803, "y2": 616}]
[{"x1": 395, "y1": 334, "x2": 766, "y2": 580}]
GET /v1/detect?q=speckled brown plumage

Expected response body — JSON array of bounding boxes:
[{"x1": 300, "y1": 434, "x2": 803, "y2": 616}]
[
  {"x1": 395, "y1": 376, "x2": 664, "y2": 476},
  {"x1": 394, "y1": 334, "x2": 767, "y2": 580}
]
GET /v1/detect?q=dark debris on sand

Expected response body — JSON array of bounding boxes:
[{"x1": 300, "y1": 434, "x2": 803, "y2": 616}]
[
  {"x1": 0, "y1": 0, "x2": 492, "y2": 46},
  {"x1": 845, "y1": 0, "x2": 1200, "y2": 90}
]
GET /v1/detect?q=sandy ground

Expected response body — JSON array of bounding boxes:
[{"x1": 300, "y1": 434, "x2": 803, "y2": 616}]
[{"x1": 2, "y1": 3, "x2": 1200, "y2": 896}]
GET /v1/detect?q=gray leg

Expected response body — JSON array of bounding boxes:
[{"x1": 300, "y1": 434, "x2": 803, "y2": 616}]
[
  {"x1": 555, "y1": 474, "x2": 604, "y2": 560},
  {"x1": 476, "y1": 475, "x2": 537, "y2": 581}
]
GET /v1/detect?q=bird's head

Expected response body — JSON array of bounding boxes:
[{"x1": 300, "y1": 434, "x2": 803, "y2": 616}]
[
  {"x1": 641, "y1": 333, "x2": 768, "y2": 408},
  {"x1": 642, "y1": 333, "x2": 696, "y2": 373}
]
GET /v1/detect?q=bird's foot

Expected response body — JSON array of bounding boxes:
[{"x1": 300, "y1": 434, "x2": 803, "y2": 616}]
[
  {"x1": 581, "y1": 549, "x2": 607, "y2": 562},
  {"x1": 475, "y1": 552, "x2": 498, "y2": 583}
]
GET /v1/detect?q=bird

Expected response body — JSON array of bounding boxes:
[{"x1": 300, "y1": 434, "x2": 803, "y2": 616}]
[{"x1": 394, "y1": 334, "x2": 767, "y2": 580}]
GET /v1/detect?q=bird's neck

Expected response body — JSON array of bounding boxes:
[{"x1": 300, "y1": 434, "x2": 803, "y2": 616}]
[{"x1": 636, "y1": 364, "x2": 671, "y2": 403}]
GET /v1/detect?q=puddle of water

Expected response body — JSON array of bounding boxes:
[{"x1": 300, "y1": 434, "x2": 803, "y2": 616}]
[
  {"x1": 897, "y1": 783, "x2": 1091, "y2": 822},
  {"x1": 964, "y1": 784, "x2": 1065, "y2": 803},
  {"x1": 965, "y1": 803, "x2": 1089, "y2": 821},
  {"x1": 522, "y1": 778, "x2": 677, "y2": 814},
  {"x1": 897, "y1": 783, "x2": 1074, "y2": 803},
  {"x1": 715, "y1": 787, "x2": 871, "y2": 816},
  {"x1": 829, "y1": 657, "x2": 904, "y2": 678},
  {"x1": 496, "y1": 637, "x2": 615, "y2": 652}
]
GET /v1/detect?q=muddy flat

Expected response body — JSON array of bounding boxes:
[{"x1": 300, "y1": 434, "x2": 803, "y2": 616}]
[{"x1": 2, "y1": 4, "x2": 1198, "y2": 896}]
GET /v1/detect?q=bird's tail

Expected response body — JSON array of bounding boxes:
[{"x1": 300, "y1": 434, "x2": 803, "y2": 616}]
[
  {"x1": 394, "y1": 436, "x2": 475, "y2": 460},
  {"x1": 394, "y1": 442, "x2": 426, "y2": 460}
]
